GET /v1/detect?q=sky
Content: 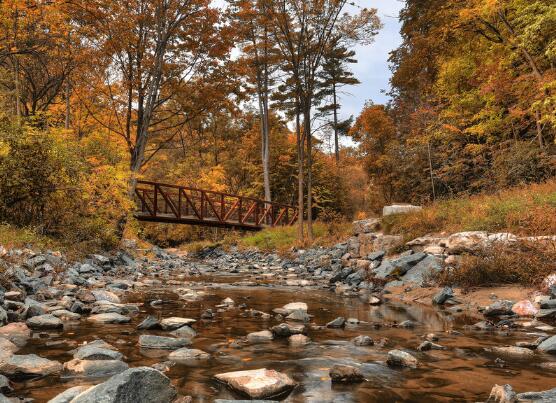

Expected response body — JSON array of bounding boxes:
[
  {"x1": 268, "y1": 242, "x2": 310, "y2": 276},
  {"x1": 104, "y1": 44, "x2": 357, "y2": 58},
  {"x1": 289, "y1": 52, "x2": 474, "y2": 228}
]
[{"x1": 340, "y1": 0, "x2": 404, "y2": 121}]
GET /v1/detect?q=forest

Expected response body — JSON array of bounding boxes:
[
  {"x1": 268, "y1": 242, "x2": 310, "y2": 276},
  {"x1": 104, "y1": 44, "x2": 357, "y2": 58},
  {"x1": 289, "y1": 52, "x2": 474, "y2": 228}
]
[{"x1": 0, "y1": 0, "x2": 554, "y2": 249}]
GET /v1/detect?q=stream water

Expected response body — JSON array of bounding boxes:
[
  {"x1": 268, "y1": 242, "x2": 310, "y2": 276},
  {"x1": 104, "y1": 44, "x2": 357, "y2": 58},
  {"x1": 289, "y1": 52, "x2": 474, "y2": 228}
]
[{"x1": 14, "y1": 272, "x2": 556, "y2": 402}]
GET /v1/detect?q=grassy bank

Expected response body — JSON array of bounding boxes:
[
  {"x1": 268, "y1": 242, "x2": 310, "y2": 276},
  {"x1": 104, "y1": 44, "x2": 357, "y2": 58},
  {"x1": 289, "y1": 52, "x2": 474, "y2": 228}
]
[{"x1": 382, "y1": 180, "x2": 556, "y2": 241}]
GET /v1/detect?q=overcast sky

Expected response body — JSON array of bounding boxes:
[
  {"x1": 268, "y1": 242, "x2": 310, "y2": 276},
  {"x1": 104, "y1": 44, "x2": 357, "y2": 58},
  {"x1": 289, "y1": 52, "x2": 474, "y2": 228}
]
[{"x1": 340, "y1": 0, "x2": 404, "y2": 120}]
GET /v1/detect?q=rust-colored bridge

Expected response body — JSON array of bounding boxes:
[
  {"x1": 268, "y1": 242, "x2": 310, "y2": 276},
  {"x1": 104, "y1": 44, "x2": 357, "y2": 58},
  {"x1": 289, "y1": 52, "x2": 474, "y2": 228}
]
[{"x1": 134, "y1": 180, "x2": 298, "y2": 230}]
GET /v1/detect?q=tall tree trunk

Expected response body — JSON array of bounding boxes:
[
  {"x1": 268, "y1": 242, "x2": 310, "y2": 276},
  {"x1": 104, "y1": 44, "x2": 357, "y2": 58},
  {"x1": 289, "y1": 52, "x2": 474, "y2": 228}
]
[
  {"x1": 427, "y1": 140, "x2": 436, "y2": 201},
  {"x1": 304, "y1": 103, "x2": 313, "y2": 242},
  {"x1": 332, "y1": 82, "x2": 339, "y2": 163},
  {"x1": 295, "y1": 104, "x2": 304, "y2": 241},
  {"x1": 65, "y1": 79, "x2": 71, "y2": 130},
  {"x1": 535, "y1": 108, "x2": 544, "y2": 150}
]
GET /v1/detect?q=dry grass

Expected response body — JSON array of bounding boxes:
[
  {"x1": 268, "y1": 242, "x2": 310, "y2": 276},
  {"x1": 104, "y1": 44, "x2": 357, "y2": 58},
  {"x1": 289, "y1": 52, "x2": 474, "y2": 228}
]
[
  {"x1": 437, "y1": 242, "x2": 556, "y2": 288},
  {"x1": 382, "y1": 179, "x2": 556, "y2": 240}
]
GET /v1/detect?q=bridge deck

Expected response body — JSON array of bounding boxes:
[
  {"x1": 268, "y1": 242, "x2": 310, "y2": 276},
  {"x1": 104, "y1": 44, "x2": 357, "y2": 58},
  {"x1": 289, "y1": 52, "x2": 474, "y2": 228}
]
[{"x1": 133, "y1": 180, "x2": 298, "y2": 231}]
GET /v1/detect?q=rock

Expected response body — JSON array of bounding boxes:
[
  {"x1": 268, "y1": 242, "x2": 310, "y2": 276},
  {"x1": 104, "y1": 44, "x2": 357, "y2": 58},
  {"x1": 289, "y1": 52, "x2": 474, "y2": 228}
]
[
  {"x1": 0, "y1": 374, "x2": 11, "y2": 394},
  {"x1": 517, "y1": 387, "x2": 556, "y2": 402},
  {"x1": 537, "y1": 335, "x2": 556, "y2": 354},
  {"x1": 511, "y1": 300, "x2": 538, "y2": 317},
  {"x1": 160, "y1": 317, "x2": 196, "y2": 331},
  {"x1": 288, "y1": 334, "x2": 310, "y2": 346},
  {"x1": 401, "y1": 255, "x2": 443, "y2": 286},
  {"x1": 417, "y1": 341, "x2": 446, "y2": 351},
  {"x1": 70, "y1": 367, "x2": 177, "y2": 403},
  {"x1": 443, "y1": 231, "x2": 489, "y2": 253},
  {"x1": 286, "y1": 309, "x2": 310, "y2": 322},
  {"x1": 91, "y1": 301, "x2": 139, "y2": 315},
  {"x1": 535, "y1": 309, "x2": 556, "y2": 319},
  {"x1": 170, "y1": 326, "x2": 197, "y2": 339},
  {"x1": 281, "y1": 302, "x2": 307, "y2": 314},
  {"x1": 326, "y1": 317, "x2": 346, "y2": 328},
  {"x1": 26, "y1": 314, "x2": 63, "y2": 330},
  {"x1": 138, "y1": 335, "x2": 190, "y2": 350},
  {"x1": 367, "y1": 250, "x2": 386, "y2": 261},
  {"x1": 271, "y1": 323, "x2": 305, "y2": 338},
  {"x1": 386, "y1": 350, "x2": 418, "y2": 368},
  {"x1": 0, "y1": 308, "x2": 6, "y2": 327},
  {"x1": 0, "y1": 354, "x2": 62, "y2": 377},
  {"x1": 221, "y1": 297, "x2": 235, "y2": 306},
  {"x1": 352, "y1": 335, "x2": 374, "y2": 346},
  {"x1": 0, "y1": 323, "x2": 30, "y2": 347},
  {"x1": 247, "y1": 330, "x2": 273, "y2": 343},
  {"x1": 329, "y1": 364, "x2": 364, "y2": 383},
  {"x1": 52, "y1": 309, "x2": 81, "y2": 321},
  {"x1": 92, "y1": 290, "x2": 121, "y2": 304},
  {"x1": 214, "y1": 368, "x2": 296, "y2": 400},
  {"x1": 352, "y1": 218, "x2": 381, "y2": 235},
  {"x1": 47, "y1": 385, "x2": 90, "y2": 403},
  {"x1": 399, "y1": 320, "x2": 415, "y2": 328},
  {"x1": 63, "y1": 358, "x2": 128, "y2": 377},
  {"x1": 484, "y1": 300, "x2": 514, "y2": 317},
  {"x1": 0, "y1": 339, "x2": 18, "y2": 359},
  {"x1": 368, "y1": 296, "x2": 382, "y2": 305},
  {"x1": 137, "y1": 315, "x2": 161, "y2": 330},
  {"x1": 168, "y1": 348, "x2": 209, "y2": 363},
  {"x1": 539, "y1": 299, "x2": 556, "y2": 310},
  {"x1": 74, "y1": 345, "x2": 123, "y2": 361},
  {"x1": 383, "y1": 204, "x2": 422, "y2": 216},
  {"x1": 488, "y1": 346, "x2": 535, "y2": 359},
  {"x1": 4, "y1": 292, "x2": 23, "y2": 302},
  {"x1": 24, "y1": 298, "x2": 47, "y2": 318},
  {"x1": 487, "y1": 384, "x2": 517, "y2": 403},
  {"x1": 432, "y1": 287, "x2": 453, "y2": 305},
  {"x1": 88, "y1": 313, "x2": 131, "y2": 324}
]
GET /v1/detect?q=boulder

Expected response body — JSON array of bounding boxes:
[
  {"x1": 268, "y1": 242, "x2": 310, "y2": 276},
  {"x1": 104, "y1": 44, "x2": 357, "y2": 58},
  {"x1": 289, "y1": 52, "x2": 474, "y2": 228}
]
[
  {"x1": 382, "y1": 204, "x2": 422, "y2": 216},
  {"x1": 511, "y1": 300, "x2": 538, "y2": 317},
  {"x1": 285, "y1": 309, "x2": 310, "y2": 322},
  {"x1": 74, "y1": 346, "x2": 123, "y2": 361},
  {"x1": 400, "y1": 255, "x2": 443, "y2": 286},
  {"x1": 352, "y1": 218, "x2": 380, "y2": 235},
  {"x1": 214, "y1": 368, "x2": 296, "y2": 400},
  {"x1": 517, "y1": 387, "x2": 556, "y2": 402},
  {"x1": 281, "y1": 302, "x2": 307, "y2": 314},
  {"x1": 70, "y1": 367, "x2": 177, "y2": 403},
  {"x1": 417, "y1": 341, "x2": 446, "y2": 351},
  {"x1": 47, "y1": 386, "x2": 90, "y2": 403},
  {"x1": 271, "y1": 323, "x2": 305, "y2": 338},
  {"x1": 484, "y1": 300, "x2": 514, "y2": 317},
  {"x1": 87, "y1": 313, "x2": 131, "y2": 324},
  {"x1": 51, "y1": 310, "x2": 81, "y2": 321},
  {"x1": 329, "y1": 364, "x2": 364, "y2": 383},
  {"x1": 432, "y1": 287, "x2": 453, "y2": 305},
  {"x1": 63, "y1": 358, "x2": 128, "y2": 377},
  {"x1": 159, "y1": 317, "x2": 196, "y2": 331},
  {"x1": 0, "y1": 323, "x2": 30, "y2": 347},
  {"x1": 386, "y1": 350, "x2": 418, "y2": 368},
  {"x1": 487, "y1": 346, "x2": 534, "y2": 359},
  {"x1": 0, "y1": 375, "x2": 11, "y2": 394},
  {"x1": 170, "y1": 326, "x2": 197, "y2": 339},
  {"x1": 168, "y1": 348, "x2": 209, "y2": 363},
  {"x1": 288, "y1": 334, "x2": 310, "y2": 346},
  {"x1": 352, "y1": 335, "x2": 374, "y2": 346},
  {"x1": 138, "y1": 335, "x2": 190, "y2": 350},
  {"x1": 92, "y1": 290, "x2": 121, "y2": 304},
  {"x1": 0, "y1": 339, "x2": 18, "y2": 359},
  {"x1": 537, "y1": 335, "x2": 556, "y2": 354},
  {"x1": 326, "y1": 317, "x2": 346, "y2": 328},
  {"x1": 26, "y1": 314, "x2": 63, "y2": 330},
  {"x1": 247, "y1": 330, "x2": 273, "y2": 343},
  {"x1": 0, "y1": 354, "x2": 62, "y2": 377},
  {"x1": 137, "y1": 315, "x2": 161, "y2": 330}
]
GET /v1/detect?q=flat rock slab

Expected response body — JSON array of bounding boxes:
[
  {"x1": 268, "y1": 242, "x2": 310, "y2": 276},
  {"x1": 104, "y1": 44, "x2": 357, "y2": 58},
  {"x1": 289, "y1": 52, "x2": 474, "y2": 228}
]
[
  {"x1": 160, "y1": 317, "x2": 196, "y2": 331},
  {"x1": 87, "y1": 313, "x2": 131, "y2": 324},
  {"x1": 26, "y1": 314, "x2": 63, "y2": 330},
  {"x1": 386, "y1": 350, "x2": 418, "y2": 368},
  {"x1": 247, "y1": 330, "x2": 273, "y2": 343},
  {"x1": 74, "y1": 346, "x2": 123, "y2": 361},
  {"x1": 63, "y1": 358, "x2": 128, "y2": 378},
  {"x1": 70, "y1": 367, "x2": 176, "y2": 403},
  {"x1": 281, "y1": 303, "x2": 307, "y2": 314},
  {"x1": 168, "y1": 348, "x2": 209, "y2": 363},
  {"x1": 0, "y1": 354, "x2": 62, "y2": 377},
  {"x1": 215, "y1": 368, "x2": 296, "y2": 399},
  {"x1": 0, "y1": 324, "x2": 31, "y2": 347},
  {"x1": 138, "y1": 335, "x2": 190, "y2": 350},
  {"x1": 92, "y1": 290, "x2": 120, "y2": 304}
]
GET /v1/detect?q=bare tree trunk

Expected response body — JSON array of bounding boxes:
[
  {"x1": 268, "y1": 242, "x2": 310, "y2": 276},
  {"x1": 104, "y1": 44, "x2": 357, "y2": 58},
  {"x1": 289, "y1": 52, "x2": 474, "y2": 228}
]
[
  {"x1": 427, "y1": 141, "x2": 436, "y2": 201},
  {"x1": 535, "y1": 108, "x2": 544, "y2": 150},
  {"x1": 295, "y1": 105, "x2": 304, "y2": 241},
  {"x1": 304, "y1": 103, "x2": 313, "y2": 242},
  {"x1": 332, "y1": 82, "x2": 339, "y2": 163},
  {"x1": 65, "y1": 79, "x2": 71, "y2": 130}
]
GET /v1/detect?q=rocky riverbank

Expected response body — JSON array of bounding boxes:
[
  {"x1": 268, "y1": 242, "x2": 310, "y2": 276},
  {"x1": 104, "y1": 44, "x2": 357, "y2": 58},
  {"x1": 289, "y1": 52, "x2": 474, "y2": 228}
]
[{"x1": 1, "y1": 220, "x2": 556, "y2": 401}]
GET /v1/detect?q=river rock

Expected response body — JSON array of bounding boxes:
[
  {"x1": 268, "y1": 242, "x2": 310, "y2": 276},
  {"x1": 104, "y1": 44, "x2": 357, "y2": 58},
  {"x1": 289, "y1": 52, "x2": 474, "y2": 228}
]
[
  {"x1": 160, "y1": 317, "x2": 196, "y2": 331},
  {"x1": 137, "y1": 315, "x2": 161, "y2": 330},
  {"x1": 281, "y1": 302, "x2": 308, "y2": 314},
  {"x1": 214, "y1": 368, "x2": 296, "y2": 399},
  {"x1": 88, "y1": 313, "x2": 131, "y2": 324},
  {"x1": 488, "y1": 346, "x2": 535, "y2": 359},
  {"x1": 352, "y1": 335, "x2": 374, "y2": 346},
  {"x1": 329, "y1": 364, "x2": 364, "y2": 383},
  {"x1": 353, "y1": 218, "x2": 380, "y2": 234},
  {"x1": 0, "y1": 375, "x2": 11, "y2": 394},
  {"x1": 0, "y1": 323, "x2": 30, "y2": 347},
  {"x1": 484, "y1": 300, "x2": 514, "y2": 317},
  {"x1": 386, "y1": 350, "x2": 418, "y2": 368},
  {"x1": 271, "y1": 323, "x2": 305, "y2": 338},
  {"x1": 74, "y1": 345, "x2": 123, "y2": 361},
  {"x1": 168, "y1": 348, "x2": 209, "y2": 363},
  {"x1": 0, "y1": 339, "x2": 18, "y2": 359},
  {"x1": 517, "y1": 386, "x2": 556, "y2": 401},
  {"x1": 537, "y1": 335, "x2": 556, "y2": 354},
  {"x1": 511, "y1": 300, "x2": 538, "y2": 317},
  {"x1": 138, "y1": 335, "x2": 190, "y2": 350},
  {"x1": 70, "y1": 367, "x2": 177, "y2": 403},
  {"x1": 417, "y1": 341, "x2": 446, "y2": 351},
  {"x1": 487, "y1": 384, "x2": 517, "y2": 403},
  {"x1": 170, "y1": 326, "x2": 197, "y2": 339},
  {"x1": 432, "y1": 287, "x2": 453, "y2": 305},
  {"x1": 288, "y1": 334, "x2": 310, "y2": 346},
  {"x1": 0, "y1": 354, "x2": 62, "y2": 377},
  {"x1": 51, "y1": 309, "x2": 81, "y2": 321},
  {"x1": 247, "y1": 330, "x2": 273, "y2": 343},
  {"x1": 0, "y1": 308, "x2": 6, "y2": 327},
  {"x1": 63, "y1": 358, "x2": 128, "y2": 377},
  {"x1": 26, "y1": 314, "x2": 63, "y2": 330},
  {"x1": 24, "y1": 298, "x2": 47, "y2": 318},
  {"x1": 326, "y1": 317, "x2": 346, "y2": 328},
  {"x1": 47, "y1": 385, "x2": 90, "y2": 403},
  {"x1": 286, "y1": 309, "x2": 310, "y2": 322}
]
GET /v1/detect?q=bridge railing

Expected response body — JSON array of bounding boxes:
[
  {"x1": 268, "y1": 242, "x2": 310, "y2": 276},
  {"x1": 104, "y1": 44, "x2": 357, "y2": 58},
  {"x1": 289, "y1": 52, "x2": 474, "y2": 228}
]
[{"x1": 134, "y1": 180, "x2": 298, "y2": 229}]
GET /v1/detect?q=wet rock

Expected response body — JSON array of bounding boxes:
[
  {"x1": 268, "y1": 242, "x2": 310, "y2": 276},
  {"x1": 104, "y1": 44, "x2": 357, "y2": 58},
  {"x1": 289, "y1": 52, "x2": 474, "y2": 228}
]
[
  {"x1": 535, "y1": 309, "x2": 556, "y2": 319},
  {"x1": 74, "y1": 345, "x2": 123, "y2": 361},
  {"x1": 537, "y1": 335, "x2": 556, "y2": 354},
  {"x1": 488, "y1": 346, "x2": 535, "y2": 359},
  {"x1": 271, "y1": 323, "x2": 305, "y2": 338},
  {"x1": 368, "y1": 296, "x2": 382, "y2": 305},
  {"x1": 517, "y1": 387, "x2": 556, "y2": 402},
  {"x1": 511, "y1": 300, "x2": 538, "y2": 317},
  {"x1": 168, "y1": 348, "x2": 209, "y2": 363},
  {"x1": 47, "y1": 385, "x2": 90, "y2": 403},
  {"x1": 214, "y1": 368, "x2": 296, "y2": 400},
  {"x1": 326, "y1": 317, "x2": 346, "y2": 328},
  {"x1": 539, "y1": 299, "x2": 556, "y2": 309},
  {"x1": 432, "y1": 287, "x2": 453, "y2": 305},
  {"x1": 160, "y1": 317, "x2": 196, "y2": 331},
  {"x1": 399, "y1": 320, "x2": 415, "y2": 328},
  {"x1": 329, "y1": 364, "x2": 364, "y2": 383},
  {"x1": 170, "y1": 326, "x2": 197, "y2": 339},
  {"x1": 417, "y1": 341, "x2": 446, "y2": 351},
  {"x1": 286, "y1": 309, "x2": 310, "y2": 322},
  {"x1": 87, "y1": 313, "x2": 131, "y2": 324},
  {"x1": 247, "y1": 330, "x2": 273, "y2": 343},
  {"x1": 137, "y1": 315, "x2": 161, "y2": 330},
  {"x1": 26, "y1": 314, "x2": 63, "y2": 330},
  {"x1": 288, "y1": 334, "x2": 310, "y2": 346},
  {"x1": 51, "y1": 309, "x2": 81, "y2": 321},
  {"x1": 0, "y1": 375, "x2": 11, "y2": 394},
  {"x1": 0, "y1": 323, "x2": 30, "y2": 347},
  {"x1": 484, "y1": 300, "x2": 514, "y2": 317},
  {"x1": 138, "y1": 335, "x2": 190, "y2": 350},
  {"x1": 281, "y1": 302, "x2": 307, "y2": 314},
  {"x1": 386, "y1": 350, "x2": 418, "y2": 368},
  {"x1": 92, "y1": 290, "x2": 120, "y2": 304},
  {"x1": 472, "y1": 321, "x2": 495, "y2": 331},
  {"x1": 91, "y1": 301, "x2": 139, "y2": 315},
  {"x1": 63, "y1": 358, "x2": 128, "y2": 377},
  {"x1": 200, "y1": 309, "x2": 214, "y2": 319},
  {"x1": 70, "y1": 367, "x2": 177, "y2": 403},
  {"x1": 352, "y1": 335, "x2": 374, "y2": 346},
  {"x1": 487, "y1": 384, "x2": 517, "y2": 403},
  {"x1": 0, "y1": 354, "x2": 62, "y2": 377},
  {"x1": 221, "y1": 297, "x2": 235, "y2": 306}
]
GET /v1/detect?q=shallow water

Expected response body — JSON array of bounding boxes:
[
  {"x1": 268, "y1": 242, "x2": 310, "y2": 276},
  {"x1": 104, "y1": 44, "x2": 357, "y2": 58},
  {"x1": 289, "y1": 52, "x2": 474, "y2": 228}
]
[{"x1": 15, "y1": 273, "x2": 556, "y2": 402}]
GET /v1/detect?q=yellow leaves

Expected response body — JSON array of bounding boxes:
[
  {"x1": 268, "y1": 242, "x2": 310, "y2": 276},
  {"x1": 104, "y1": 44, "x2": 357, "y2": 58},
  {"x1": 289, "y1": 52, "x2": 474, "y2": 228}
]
[{"x1": 0, "y1": 141, "x2": 10, "y2": 158}]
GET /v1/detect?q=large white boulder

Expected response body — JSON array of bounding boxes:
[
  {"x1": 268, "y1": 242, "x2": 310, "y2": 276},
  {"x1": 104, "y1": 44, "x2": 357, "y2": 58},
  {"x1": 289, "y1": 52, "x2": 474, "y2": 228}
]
[{"x1": 214, "y1": 368, "x2": 296, "y2": 399}]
